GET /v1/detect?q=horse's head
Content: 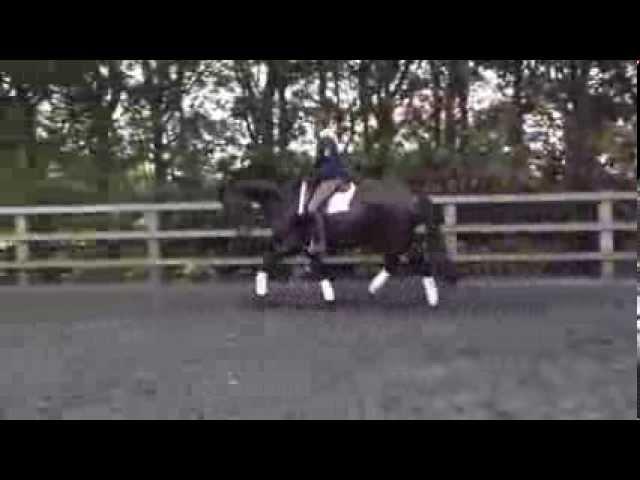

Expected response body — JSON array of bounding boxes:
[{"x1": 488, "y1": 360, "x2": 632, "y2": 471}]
[{"x1": 223, "y1": 178, "x2": 310, "y2": 253}]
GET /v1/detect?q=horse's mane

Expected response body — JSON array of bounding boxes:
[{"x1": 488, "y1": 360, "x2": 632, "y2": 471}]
[{"x1": 227, "y1": 179, "x2": 283, "y2": 202}]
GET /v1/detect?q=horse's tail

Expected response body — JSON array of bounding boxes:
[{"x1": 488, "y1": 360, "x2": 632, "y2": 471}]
[{"x1": 415, "y1": 194, "x2": 458, "y2": 285}]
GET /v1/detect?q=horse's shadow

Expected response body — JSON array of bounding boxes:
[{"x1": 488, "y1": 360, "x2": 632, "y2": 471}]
[{"x1": 244, "y1": 276, "x2": 451, "y2": 313}]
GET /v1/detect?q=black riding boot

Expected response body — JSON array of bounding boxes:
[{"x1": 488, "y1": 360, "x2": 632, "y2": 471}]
[{"x1": 308, "y1": 212, "x2": 327, "y2": 255}]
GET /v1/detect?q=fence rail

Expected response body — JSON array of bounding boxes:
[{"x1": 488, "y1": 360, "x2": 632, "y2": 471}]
[{"x1": 0, "y1": 191, "x2": 636, "y2": 285}]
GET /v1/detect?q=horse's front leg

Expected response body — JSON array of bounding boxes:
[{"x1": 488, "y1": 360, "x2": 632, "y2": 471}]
[{"x1": 255, "y1": 244, "x2": 298, "y2": 298}]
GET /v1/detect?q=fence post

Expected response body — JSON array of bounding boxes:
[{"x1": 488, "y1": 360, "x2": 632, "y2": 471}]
[
  {"x1": 443, "y1": 203, "x2": 458, "y2": 259},
  {"x1": 598, "y1": 199, "x2": 614, "y2": 279},
  {"x1": 14, "y1": 214, "x2": 29, "y2": 286},
  {"x1": 145, "y1": 211, "x2": 161, "y2": 285}
]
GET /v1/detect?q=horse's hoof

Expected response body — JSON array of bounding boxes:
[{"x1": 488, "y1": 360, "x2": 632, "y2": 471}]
[{"x1": 322, "y1": 300, "x2": 337, "y2": 311}]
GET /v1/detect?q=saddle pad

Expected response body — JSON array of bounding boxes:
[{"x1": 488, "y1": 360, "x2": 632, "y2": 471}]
[{"x1": 326, "y1": 182, "x2": 357, "y2": 215}]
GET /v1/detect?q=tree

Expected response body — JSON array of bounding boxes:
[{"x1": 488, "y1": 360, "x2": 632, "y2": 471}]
[{"x1": 540, "y1": 60, "x2": 633, "y2": 189}]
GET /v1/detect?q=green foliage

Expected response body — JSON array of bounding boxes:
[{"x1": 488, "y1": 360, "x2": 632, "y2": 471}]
[{"x1": 0, "y1": 60, "x2": 636, "y2": 205}]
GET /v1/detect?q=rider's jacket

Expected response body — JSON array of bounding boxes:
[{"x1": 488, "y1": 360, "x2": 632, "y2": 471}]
[{"x1": 315, "y1": 137, "x2": 350, "y2": 181}]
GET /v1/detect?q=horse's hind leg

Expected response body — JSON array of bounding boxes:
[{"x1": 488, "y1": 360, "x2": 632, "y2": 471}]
[
  {"x1": 409, "y1": 249, "x2": 439, "y2": 307},
  {"x1": 255, "y1": 250, "x2": 277, "y2": 297},
  {"x1": 308, "y1": 254, "x2": 335, "y2": 303},
  {"x1": 425, "y1": 224, "x2": 458, "y2": 285}
]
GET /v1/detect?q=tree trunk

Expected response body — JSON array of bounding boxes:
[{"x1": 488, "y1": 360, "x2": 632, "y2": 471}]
[
  {"x1": 509, "y1": 60, "x2": 525, "y2": 147},
  {"x1": 261, "y1": 61, "x2": 276, "y2": 156},
  {"x1": 373, "y1": 98, "x2": 396, "y2": 176},
  {"x1": 430, "y1": 60, "x2": 442, "y2": 149},
  {"x1": 358, "y1": 61, "x2": 372, "y2": 155},
  {"x1": 444, "y1": 60, "x2": 457, "y2": 151},
  {"x1": 457, "y1": 61, "x2": 470, "y2": 152},
  {"x1": 15, "y1": 86, "x2": 38, "y2": 170},
  {"x1": 94, "y1": 108, "x2": 111, "y2": 196},
  {"x1": 564, "y1": 61, "x2": 595, "y2": 189},
  {"x1": 92, "y1": 64, "x2": 111, "y2": 196},
  {"x1": 141, "y1": 61, "x2": 169, "y2": 190},
  {"x1": 23, "y1": 102, "x2": 38, "y2": 170},
  {"x1": 152, "y1": 112, "x2": 167, "y2": 188},
  {"x1": 277, "y1": 80, "x2": 289, "y2": 154},
  {"x1": 333, "y1": 62, "x2": 343, "y2": 138},
  {"x1": 318, "y1": 60, "x2": 328, "y2": 129},
  {"x1": 151, "y1": 101, "x2": 166, "y2": 187},
  {"x1": 509, "y1": 60, "x2": 528, "y2": 171},
  {"x1": 174, "y1": 62, "x2": 191, "y2": 179}
]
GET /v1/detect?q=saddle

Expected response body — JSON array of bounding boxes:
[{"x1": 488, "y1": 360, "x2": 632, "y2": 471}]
[
  {"x1": 300, "y1": 180, "x2": 357, "y2": 216},
  {"x1": 335, "y1": 183, "x2": 353, "y2": 193},
  {"x1": 325, "y1": 182, "x2": 357, "y2": 214}
]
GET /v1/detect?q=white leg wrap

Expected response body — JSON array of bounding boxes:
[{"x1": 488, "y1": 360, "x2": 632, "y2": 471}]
[
  {"x1": 368, "y1": 269, "x2": 391, "y2": 295},
  {"x1": 422, "y1": 276, "x2": 439, "y2": 307},
  {"x1": 256, "y1": 271, "x2": 268, "y2": 297},
  {"x1": 298, "y1": 181, "x2": 308, "y2": 216},
  {"x1": 320, "y1": 279, "x2": 335, "y2": 303}
]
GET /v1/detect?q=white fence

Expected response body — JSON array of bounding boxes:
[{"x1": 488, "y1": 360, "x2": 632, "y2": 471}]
[{"x1": 0, "y1": 191, "x2": 636, "y2": 285}]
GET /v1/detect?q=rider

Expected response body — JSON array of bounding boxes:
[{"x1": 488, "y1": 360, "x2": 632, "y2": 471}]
[{"x1": 306, "y1": 127, "x2": 350, "y2": 255}]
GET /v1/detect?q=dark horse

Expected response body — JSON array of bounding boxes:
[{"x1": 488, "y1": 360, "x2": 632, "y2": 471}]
[{"x1": 223, "y1": 178, "x2": 458, "y2": 305}]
